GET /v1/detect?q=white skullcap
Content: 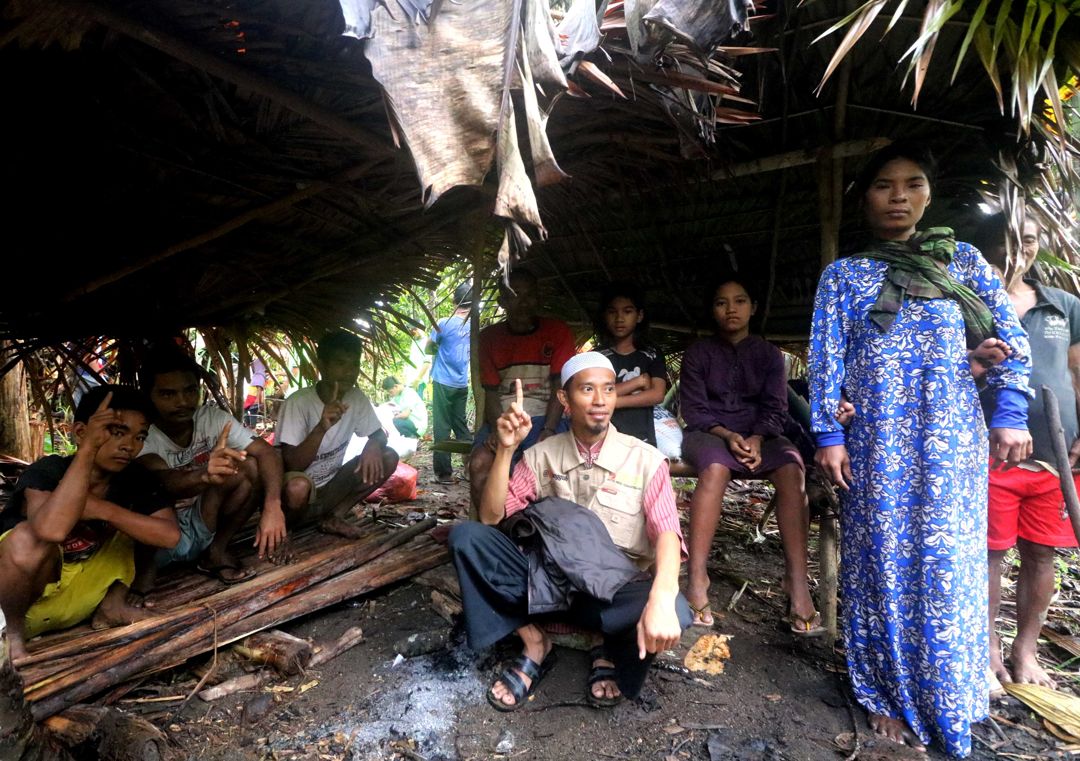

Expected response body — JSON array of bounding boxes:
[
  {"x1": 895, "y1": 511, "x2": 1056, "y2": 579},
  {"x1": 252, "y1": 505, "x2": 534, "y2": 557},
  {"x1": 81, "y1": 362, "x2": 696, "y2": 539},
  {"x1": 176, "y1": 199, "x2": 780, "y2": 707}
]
[{"x1": 560, "y1": 351, "x2": 616, "y2": 387}]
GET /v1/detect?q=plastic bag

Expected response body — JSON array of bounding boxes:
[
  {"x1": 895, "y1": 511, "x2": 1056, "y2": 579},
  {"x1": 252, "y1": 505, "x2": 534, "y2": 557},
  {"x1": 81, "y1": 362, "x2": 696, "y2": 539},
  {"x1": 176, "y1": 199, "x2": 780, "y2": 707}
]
[
  {"x1": 366, "y1": 461, "x2": 419, "y2": 503},
  {"x1": 653, "y1": 407, "x2": 683, "y2": 460}
]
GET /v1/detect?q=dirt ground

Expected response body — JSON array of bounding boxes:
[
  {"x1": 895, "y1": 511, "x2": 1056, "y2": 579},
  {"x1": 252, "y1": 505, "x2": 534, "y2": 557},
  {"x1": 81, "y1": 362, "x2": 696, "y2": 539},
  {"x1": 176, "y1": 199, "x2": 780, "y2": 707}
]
[{"x1": 114, "y1": 448, "x2": 1078, "y2": 761}]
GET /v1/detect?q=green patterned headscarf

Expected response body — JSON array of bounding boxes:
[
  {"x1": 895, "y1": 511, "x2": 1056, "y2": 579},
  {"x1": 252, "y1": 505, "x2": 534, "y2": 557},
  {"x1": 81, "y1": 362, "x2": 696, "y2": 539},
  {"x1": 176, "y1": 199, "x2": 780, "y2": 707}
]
[{"x1": 858, "y1": 227, "x2": 995, "y2": 349}]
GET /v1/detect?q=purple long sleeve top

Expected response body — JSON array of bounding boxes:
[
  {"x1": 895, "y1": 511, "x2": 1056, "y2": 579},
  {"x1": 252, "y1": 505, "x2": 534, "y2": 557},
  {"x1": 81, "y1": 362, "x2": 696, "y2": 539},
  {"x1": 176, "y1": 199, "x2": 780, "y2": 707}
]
[{"x1": 679, "y1": 335, "x2": 788, "y2": 438}]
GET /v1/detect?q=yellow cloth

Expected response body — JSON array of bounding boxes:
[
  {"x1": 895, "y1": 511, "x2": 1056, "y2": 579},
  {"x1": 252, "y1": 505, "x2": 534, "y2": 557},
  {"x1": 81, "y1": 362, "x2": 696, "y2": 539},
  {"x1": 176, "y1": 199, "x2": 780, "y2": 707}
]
[{"x1": 0, "y1": 528, "x2": 135, "y2": 638}]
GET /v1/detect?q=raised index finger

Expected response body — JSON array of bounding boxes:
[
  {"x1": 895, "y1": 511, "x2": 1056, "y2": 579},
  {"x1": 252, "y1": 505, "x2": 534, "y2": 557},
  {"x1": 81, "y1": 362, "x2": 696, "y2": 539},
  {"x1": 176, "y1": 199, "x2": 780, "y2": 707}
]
[
  {"x1": 514, "y1": 378, "x2": 523, "y2": 409},
  {"x1": 215, "y1": 421, "x2": 233, "y2": 450},
  {"x1": 96, "y1": 391, "x2": 114, "y2": 413}
]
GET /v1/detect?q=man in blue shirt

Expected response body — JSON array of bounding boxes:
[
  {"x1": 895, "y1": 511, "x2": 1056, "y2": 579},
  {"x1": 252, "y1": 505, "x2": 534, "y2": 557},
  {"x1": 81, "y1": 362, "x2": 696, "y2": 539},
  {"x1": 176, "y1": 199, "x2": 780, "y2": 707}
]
[{"x1": 428, "y1": 282, "x2": 472, "y2": 483}]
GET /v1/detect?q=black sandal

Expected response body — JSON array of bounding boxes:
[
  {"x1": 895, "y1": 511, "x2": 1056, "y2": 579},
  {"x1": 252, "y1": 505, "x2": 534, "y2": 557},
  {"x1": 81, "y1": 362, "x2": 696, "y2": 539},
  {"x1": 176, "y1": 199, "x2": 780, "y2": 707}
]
[
  {"x1": 586, "y1": 645, "x2": 623, "y2": 708},
  {"x1": 486, "y1": 650, "x2": 558, "y2": 712}
]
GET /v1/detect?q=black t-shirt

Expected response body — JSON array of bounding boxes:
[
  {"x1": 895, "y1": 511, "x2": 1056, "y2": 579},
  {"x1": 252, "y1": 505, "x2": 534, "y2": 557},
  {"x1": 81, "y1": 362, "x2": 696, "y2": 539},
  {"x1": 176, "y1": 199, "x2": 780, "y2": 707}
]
[
  {"x1": 599, "y1": 346, "x2": 669, "y2": 445},
  {"x1": 1, "y1": 455, "x2": 172, "y2": 561}
]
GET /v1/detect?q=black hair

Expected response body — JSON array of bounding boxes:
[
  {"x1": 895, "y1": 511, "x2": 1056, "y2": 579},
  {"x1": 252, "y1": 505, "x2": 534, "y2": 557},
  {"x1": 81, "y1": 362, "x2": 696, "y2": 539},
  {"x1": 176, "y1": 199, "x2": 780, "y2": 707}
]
[
  {"x1": 316, "y1": 329, "x2": 364, "y2": 364},
  {"x1": 853, "y1": 140, "x2": 937, "y2": 198},
  {"x1": 74, "y1": 384, "x2": 154, "y2": 423},
  {"x1": 381, "y1": 376, "x2": 400, "y2": 390},
  {"x1": 703, "y1": 274, "x2": 761, "y2": 331},
  {"x1": 139, "y1": 348, "x2": 202, "y2": 394},
  {"x1": 498, "y1": 268, "x2": 537, "y2": 294},
  {"x1": 594, "y1": 281, "x2": 651, "y2": 348},
  {"x1": 453, "y1": 281, "x2": 473, "y2": 308}
]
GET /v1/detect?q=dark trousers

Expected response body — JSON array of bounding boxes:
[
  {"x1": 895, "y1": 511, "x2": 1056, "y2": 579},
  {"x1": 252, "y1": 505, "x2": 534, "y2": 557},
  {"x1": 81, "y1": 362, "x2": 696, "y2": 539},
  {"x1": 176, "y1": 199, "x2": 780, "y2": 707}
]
[
  {"x1": 448, "y1": 521, "x2": 692, "y2": 699},
  {"x1": 392, "y1": 418, "x2": 419, "y2": 438},
  {"x1": 433, "y1": 382, "x2": 469, "y2": 478}
]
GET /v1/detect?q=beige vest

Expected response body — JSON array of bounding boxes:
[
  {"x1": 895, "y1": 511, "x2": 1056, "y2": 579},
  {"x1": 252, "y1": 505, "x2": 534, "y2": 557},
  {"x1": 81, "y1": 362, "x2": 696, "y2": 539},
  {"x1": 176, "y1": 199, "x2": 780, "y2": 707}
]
[{"x1": 522, "y1": 426, "x2": 668, "y2": 569}]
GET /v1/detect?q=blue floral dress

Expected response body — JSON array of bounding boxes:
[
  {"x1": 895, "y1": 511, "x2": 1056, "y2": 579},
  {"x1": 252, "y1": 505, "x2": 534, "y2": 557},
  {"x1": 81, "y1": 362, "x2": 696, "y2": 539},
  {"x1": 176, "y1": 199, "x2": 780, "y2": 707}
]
[{"x1": 809, "y1": 242, "x2": 1031, "y2": 757}]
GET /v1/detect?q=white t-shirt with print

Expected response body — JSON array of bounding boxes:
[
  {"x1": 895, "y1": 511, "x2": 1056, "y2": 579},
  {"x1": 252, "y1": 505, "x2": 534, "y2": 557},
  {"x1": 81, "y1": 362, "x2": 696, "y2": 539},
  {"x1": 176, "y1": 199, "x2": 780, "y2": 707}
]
[
  {"x1": 276, "y1": 386, "x2": 382, "y2": 487},
  {"x1": 141, "y1": 405, "x2": 256, "y2": 469}
]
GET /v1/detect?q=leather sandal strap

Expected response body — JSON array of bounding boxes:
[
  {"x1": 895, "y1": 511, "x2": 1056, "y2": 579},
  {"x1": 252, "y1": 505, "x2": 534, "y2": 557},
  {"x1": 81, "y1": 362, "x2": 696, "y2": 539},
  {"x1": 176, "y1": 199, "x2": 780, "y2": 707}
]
[
  {"x1": 511, "y1": 654, "x2": 543, "y2": 683},
  {"x1": 588, "y1": 665, "x2": 618, "y2": 686},
  {"x1": 497, "y1": 667, "x2": 530, "y2": 705}
]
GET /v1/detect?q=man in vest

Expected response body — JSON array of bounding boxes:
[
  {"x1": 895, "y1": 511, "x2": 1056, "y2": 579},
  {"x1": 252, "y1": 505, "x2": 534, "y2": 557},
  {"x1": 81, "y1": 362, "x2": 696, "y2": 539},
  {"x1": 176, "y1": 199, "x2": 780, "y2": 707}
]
[{"x1": 449, "y1": 352, "x2": 691, "y2": 712}]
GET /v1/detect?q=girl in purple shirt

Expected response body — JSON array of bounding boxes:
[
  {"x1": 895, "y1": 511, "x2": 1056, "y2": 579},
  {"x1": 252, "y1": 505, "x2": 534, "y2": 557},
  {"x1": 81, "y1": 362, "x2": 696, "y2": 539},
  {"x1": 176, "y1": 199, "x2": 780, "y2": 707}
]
[{"x1": 679, "y1": 277, "x2": 819, "y2": 635}]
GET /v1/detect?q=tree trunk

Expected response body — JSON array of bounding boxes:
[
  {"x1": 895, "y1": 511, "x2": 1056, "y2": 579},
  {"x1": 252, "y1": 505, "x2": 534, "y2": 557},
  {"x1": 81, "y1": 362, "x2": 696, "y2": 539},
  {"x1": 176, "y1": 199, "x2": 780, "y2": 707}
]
[{"x1": 0, "y1": 346, "x2": 33, "y2": 461}]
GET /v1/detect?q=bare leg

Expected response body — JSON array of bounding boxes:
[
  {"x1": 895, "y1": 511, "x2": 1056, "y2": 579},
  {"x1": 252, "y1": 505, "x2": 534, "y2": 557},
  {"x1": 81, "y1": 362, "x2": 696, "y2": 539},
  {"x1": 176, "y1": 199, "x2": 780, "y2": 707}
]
[
  {"x1": 687, "y1": 463, "x2": 731, "y2": 623},
  {"x1": 868, "y1": 714, "x2": 926, "y2": 752},
  {"x1": 987, "y1": 548, "x2": 1011, "y2": 686},
  {"x1": 489, "y1": 623, "x2": 552, "y2": 708},
  {"x1": 1011, "y1": 538, "x2": 1057, "y2": 687},
  {"x1": 200, "y1": 464, "x2": 256, "y2": 581},
  {"x1": 90, "y1": 581, "x2": 153, "y2": 630},
  {"x1": 282, "y1": 476, "x2": 312, "y2": 524},
  {"x1": 771, "y1": 463, "x2": 815, "y2": 623},
  {"x1": 127, "y1": 542, "x2": 159, "y2": 608},
  {"x1": 318, "y1": 450, "x2": 399, "y2": 539},
  {"x1": 468, "y1": 446, "x2": 495, "y2": 520},
  {"x1": 0, "y1": 525, "x2": 62, "y2": 660}
]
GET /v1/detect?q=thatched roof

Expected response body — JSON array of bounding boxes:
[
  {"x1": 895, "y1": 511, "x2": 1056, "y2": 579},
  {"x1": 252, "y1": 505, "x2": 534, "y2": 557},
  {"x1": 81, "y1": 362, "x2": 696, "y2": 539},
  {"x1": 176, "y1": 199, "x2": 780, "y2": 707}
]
[{"x1": 2, "y1": 0, "x2": 1076, "y2": 355}]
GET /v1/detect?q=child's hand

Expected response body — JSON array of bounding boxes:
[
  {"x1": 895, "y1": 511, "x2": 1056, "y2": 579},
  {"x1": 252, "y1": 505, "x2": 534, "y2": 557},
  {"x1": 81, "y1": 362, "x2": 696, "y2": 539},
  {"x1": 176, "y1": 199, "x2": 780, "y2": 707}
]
[{"x1": 835, "y1": 399, "x2": 855, "y2": 426}]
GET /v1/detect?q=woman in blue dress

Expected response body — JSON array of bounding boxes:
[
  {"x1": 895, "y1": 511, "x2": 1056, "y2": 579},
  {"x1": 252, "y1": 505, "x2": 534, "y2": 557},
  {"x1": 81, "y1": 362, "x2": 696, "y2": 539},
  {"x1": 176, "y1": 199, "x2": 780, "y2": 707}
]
[{"x1": 809, "y1": 142, "x2": 1032, "y2": 757}]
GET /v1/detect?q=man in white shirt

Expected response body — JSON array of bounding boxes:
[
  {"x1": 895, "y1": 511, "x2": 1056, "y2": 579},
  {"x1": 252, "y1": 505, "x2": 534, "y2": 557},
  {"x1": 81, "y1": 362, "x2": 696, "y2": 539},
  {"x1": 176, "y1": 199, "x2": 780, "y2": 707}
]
[
  {"x1": 137, "y1": 349, "x2": 286, "y2": 589},
  {"x1": 278, "y1": 331, "x2": 398, "y2": 538}
]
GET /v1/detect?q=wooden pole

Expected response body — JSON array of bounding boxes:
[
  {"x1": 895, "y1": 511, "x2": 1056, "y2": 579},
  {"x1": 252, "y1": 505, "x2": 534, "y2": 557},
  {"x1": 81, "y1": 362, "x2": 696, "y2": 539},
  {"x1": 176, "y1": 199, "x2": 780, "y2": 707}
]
[
  {"x1": 0, "y1": 346, "x2": 32, "y2": 461},
  {"x1": 1041, "y1": 385, "x2": 1080, "y2": 546},
  {"x1": 62, "y1": 162, "x2": 378, "y2": 302},
  {"x1": 816, "y1": 60, "x2": 853, "y2": 645}
]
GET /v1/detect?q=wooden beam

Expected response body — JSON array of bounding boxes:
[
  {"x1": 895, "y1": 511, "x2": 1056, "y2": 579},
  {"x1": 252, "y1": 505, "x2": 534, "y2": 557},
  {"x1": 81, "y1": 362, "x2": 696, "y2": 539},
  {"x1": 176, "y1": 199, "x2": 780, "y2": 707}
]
[
  {"x1": 63, "y1": 0, "x2": 388, "y2": 149},
  {"x1": 62, "y1": 161, "x2": 380, "y2": 302},
  {"x1": 713, "y1": 137, "x2": 890, "y2": 183}
]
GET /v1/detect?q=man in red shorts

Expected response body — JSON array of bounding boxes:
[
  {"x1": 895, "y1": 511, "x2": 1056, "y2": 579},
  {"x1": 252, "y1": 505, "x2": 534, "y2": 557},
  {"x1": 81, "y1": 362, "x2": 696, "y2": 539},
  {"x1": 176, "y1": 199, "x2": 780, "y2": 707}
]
[{"x1": 982, "y1": 215, "x2": 1080, "y2": 689}]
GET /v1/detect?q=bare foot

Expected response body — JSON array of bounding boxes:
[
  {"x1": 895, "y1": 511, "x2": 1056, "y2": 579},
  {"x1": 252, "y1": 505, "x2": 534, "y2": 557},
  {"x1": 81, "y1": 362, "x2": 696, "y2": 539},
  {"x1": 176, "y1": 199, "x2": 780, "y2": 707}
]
[
  {"x1": 868, "y1": 713, "x2": 926, "y2": 752},
  {"x1": 989, "y1": 630, "x2": 1012, "y2": 687},
  {"x1": 783, "y1": 575, "x2": 817, "y2": 624},
  {"x1": 491, "y1": 625, "x2": 551, "y2": 708},
  {"x1": 318, "y1": 515, "x2": 367, "y2": 540},
  {"x1": 198, "y1": 548, "x2": 254, "y2": 583},
  {"x1": 127, "y1": 570, "x2": 157, "y2": 609},
  {"x1": 91, "y1": 584, "x2": 154, "y2": 630},
  {"x1": 1011, "y1": 649, "x2": 1056, "y2": 688},
  {"x1": 686, "y1": 575, "x2": 713, "y2": 626}
]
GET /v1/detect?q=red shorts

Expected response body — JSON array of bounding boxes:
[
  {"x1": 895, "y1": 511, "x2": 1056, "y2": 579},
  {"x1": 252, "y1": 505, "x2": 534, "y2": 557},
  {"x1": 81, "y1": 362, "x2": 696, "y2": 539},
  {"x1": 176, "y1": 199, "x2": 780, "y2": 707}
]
[{"x1": 988, "y1": 465, "x2": 1080, "y2": 550}]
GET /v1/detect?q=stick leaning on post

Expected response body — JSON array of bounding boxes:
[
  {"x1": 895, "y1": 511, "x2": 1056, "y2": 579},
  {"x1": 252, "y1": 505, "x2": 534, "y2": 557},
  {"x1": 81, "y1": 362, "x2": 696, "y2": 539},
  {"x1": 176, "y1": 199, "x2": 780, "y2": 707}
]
[{"x1": 1040, "y1": 385, "x2": 1080, "y2": 546}]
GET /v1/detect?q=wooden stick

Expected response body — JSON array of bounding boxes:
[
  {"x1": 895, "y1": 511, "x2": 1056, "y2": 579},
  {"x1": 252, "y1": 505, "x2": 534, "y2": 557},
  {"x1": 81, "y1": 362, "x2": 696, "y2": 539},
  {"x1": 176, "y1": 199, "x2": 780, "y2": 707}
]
[
  {"x1": 196, "y1": 672, "x2": 268, "y2": 702},
  {"x1": 22, "y1": 521, "x2": 417, "y2": 696},
  {"x1": 310, "y1": 626, "x2": 365, "y2": 668},
  {"x1": 29, "y1": 527, "x2": 440, "y2": 718},
  {"x1": 1040, "y1": 385, "x2": 1080, "y2": 545}
]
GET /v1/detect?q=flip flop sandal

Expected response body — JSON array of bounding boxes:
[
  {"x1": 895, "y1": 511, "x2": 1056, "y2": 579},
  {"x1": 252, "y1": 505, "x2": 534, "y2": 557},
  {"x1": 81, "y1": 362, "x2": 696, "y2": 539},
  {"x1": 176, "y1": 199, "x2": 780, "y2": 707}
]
[
  {"x1": 788, "y1": 611, "x2": 827, "y2": 638},
  {"x1": 486, "y1": 650, "x2": 558, "y2": 712},
  {"x1": 196, "y1": 560, "x2": 256, "y2": 585},
  {"x1": 689, "y1": 601, "x2": 715, "y2": 627},
  {"x1": 586, "y1": 645, "x2": 623, "y2": 708}
]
